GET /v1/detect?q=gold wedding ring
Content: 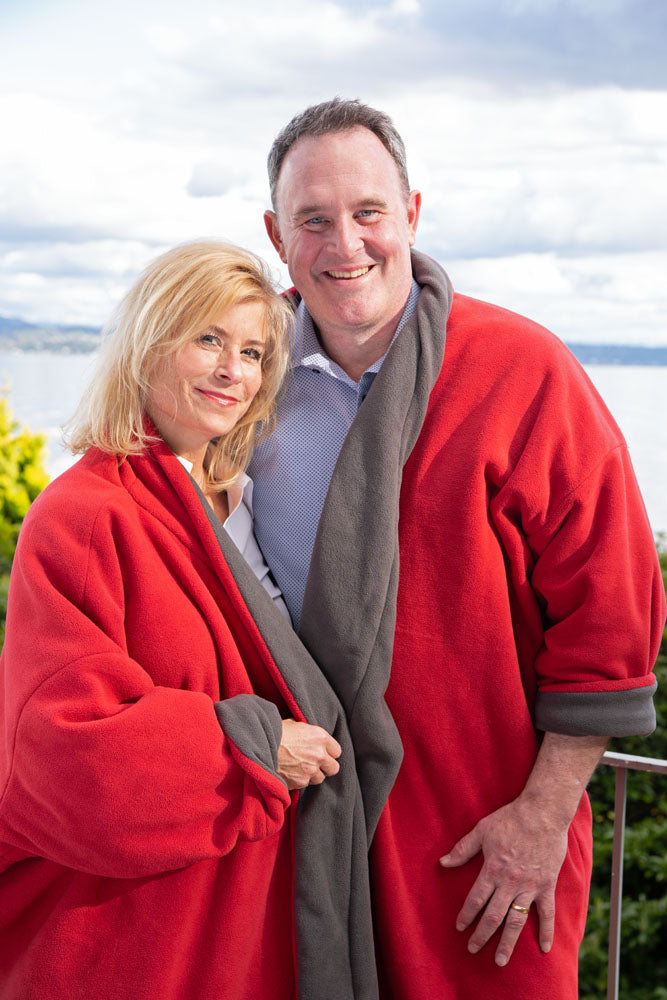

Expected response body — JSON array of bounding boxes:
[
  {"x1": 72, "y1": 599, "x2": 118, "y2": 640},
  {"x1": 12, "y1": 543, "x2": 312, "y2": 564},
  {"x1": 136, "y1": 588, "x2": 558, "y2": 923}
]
[{"x1": 510, "y1": 903, "x2": 530, "y2": 915}]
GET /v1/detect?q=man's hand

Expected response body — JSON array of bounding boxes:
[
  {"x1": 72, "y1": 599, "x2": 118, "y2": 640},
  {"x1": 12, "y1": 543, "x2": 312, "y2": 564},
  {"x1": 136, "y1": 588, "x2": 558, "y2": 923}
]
[
  {"x1": 439, "y1": 732, "x2": 608, "y2": 966},
  {"x1": 277, "y1": 719, "x2": 342, "y2": 790},
  {"x1": 439, "y1": 797, "x2": 567, "y2": 966}
]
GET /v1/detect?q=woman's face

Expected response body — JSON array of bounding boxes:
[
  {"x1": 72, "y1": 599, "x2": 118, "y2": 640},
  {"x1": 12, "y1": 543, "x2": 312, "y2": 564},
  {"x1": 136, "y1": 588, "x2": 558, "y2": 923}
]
[{"x1": 146, "y1": 299, "x2": 267, "y2": 462}]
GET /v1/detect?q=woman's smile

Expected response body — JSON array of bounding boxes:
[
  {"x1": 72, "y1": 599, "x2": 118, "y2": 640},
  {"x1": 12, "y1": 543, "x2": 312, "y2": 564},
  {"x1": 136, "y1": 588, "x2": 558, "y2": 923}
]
[{"x1": 146, "y1": 298, "x2": 267, "y2": 463}]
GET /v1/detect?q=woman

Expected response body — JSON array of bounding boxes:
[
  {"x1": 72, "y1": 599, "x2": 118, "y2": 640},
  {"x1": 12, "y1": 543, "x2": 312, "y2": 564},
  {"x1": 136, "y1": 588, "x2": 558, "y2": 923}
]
[{"x1": 0, "y1": 242, "x2": 375, "y2": 1000}]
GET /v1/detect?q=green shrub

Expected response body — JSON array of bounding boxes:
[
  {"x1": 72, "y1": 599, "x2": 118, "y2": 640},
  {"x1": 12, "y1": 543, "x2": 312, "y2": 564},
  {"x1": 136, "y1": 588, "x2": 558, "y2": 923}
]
[
  {"x1": 0, "y1": 572, "x2": 9, "y2": 648},
  {"x1": 0, "y1": 393, "x2": 49, "y2": 646},
  {"x1": 0, "y1": 393, "x2": 49, "y2": 575}
]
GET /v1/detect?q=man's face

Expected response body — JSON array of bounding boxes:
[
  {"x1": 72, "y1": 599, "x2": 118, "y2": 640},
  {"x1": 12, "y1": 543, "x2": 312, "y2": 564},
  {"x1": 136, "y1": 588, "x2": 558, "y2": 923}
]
[{"x1": 265, "y1": 127, "x2": 420, "y2": 351}]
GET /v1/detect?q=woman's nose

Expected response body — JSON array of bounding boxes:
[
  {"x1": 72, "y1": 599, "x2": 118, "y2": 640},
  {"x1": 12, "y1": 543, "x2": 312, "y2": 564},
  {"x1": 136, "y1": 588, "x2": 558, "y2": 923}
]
[{"x1": 214, "y1": 349, "x2": 243, "y2": 383}]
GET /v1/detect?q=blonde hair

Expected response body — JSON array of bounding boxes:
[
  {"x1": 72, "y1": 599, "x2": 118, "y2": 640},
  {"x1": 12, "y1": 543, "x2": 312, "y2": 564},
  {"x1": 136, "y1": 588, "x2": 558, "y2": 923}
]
[{"x1": 64, "y1": 240, "x2": 292, "y2": 490}]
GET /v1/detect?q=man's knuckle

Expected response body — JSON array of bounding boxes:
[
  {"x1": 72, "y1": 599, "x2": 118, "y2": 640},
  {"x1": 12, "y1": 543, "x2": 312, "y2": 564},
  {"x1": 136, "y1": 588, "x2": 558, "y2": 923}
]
[
  {"x1": 506, "y1": 866, "x2": 526, "y2": 882},
  {"x1": 486, "y1": 861, "x2": 505, "y2": 881}
]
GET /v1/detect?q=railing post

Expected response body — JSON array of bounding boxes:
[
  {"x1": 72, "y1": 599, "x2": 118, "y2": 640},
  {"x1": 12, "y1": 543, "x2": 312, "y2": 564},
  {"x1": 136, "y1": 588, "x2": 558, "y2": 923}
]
[{"x1": 607, "y1": 765, "x2": 627, "y2": 1000}]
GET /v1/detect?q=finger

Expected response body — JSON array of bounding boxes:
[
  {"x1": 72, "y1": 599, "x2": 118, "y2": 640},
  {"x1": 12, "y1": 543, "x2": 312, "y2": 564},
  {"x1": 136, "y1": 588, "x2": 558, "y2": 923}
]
[
  {"x1": 535, "y1": 892, "x2": 556, "y2": 953},
  {"x1": 493, "y1": 898, "x2": 533, "y2": 967},
  {"x1": 440, "y1": 825, "x2": 483, "y2": 869},
  {"x1": 303, "y1": 726, "x2": 341, "y2": 760},
  {"x1": 319, "y1": 754, "x2": 341, "y2": 777},
  {"x1": 464, "y1": 890, "x2": 516, "y2": 953},
  {"x1": 454, "y1": 872, "x2": 496, "y2": 932},
  {"x1": 325, "y1": 734, "x2": 342, "y2": 758}
]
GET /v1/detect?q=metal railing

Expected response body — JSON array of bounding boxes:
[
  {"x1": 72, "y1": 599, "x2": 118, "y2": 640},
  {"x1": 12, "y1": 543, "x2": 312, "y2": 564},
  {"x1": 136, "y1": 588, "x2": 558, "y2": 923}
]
[{"x1": 599, "y1": 750, "x2": 667, "y2": 1000}]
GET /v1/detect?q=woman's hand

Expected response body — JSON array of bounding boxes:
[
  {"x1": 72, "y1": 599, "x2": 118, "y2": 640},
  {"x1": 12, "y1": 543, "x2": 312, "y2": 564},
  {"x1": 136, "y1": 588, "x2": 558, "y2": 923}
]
[{"x1": 277, "y1": 719, "x2": 342, "y2": 790}]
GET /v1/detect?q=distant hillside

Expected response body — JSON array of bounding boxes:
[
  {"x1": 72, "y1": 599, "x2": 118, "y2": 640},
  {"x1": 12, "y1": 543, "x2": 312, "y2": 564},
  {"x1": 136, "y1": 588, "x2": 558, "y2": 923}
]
[
  {"x1": 0, "y1": 316, "x2": 101, "y2": 353},
  {"x1": 1, "y1": 315, "x2": 666, "y2": 364},
  {"x1": 567, "y1": 342, "x2": 667, "y2": 366}
]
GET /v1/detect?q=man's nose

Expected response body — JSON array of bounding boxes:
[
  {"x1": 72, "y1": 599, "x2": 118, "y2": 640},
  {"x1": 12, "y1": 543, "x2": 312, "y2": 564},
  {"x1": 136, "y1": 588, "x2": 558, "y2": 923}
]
[{"x1": 329, "y1": 216, "x2": 363, "y2": 257}]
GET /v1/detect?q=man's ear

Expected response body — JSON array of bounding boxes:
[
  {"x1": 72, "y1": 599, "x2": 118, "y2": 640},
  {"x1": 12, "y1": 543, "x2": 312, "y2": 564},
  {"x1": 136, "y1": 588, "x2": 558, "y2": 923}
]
[
  {"x1": 264, "y1": 210, "x2": 287, "y2": 263},
  {"x1": 406, "y1": 190, "x2": 421, "y2": 247}
]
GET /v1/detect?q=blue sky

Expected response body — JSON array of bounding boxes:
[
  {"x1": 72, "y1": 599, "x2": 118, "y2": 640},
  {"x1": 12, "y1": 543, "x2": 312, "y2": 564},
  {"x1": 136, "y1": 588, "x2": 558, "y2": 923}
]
[{"x1": 1, "y1": 0, "x2": 666, "y2": 343}]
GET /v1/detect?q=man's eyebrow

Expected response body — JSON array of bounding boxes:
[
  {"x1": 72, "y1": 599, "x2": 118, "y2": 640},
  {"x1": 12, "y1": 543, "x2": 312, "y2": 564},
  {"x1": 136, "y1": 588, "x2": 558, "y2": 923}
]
[
  {"x1": 291, "y1": 198, "x2": 390, "y2": 222},
  {"x1": 291, "y1": 205, "x2": 327, "y2": 222}
]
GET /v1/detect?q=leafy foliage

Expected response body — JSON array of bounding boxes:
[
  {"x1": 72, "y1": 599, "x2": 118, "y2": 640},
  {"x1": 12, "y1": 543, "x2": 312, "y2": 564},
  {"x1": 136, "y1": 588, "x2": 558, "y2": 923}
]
[
  {"x1": 0, "y1": 393, "x2": 49, "y2": 575},
  {"x1": 0, "y1": 392, "x2": 49, "y2": 645},
  {"x1": 0, "y1": 572, "x2": 9, "y2": 648},
  {"x1": 580, "y1": 544, "x2": 667, "y2": 1000}
]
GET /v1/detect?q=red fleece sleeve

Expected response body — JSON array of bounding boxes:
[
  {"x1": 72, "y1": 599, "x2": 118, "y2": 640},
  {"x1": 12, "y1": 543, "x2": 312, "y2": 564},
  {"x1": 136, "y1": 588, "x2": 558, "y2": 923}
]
[
  {"x1": 530, "y1": 444, "x2": 663, "y2": 695},
  {"x1": 0, "y1": 495, "x2": 290, "y2": 879},
  {"x1": 488, "y1": 351, "x2": 664, "y2": 735}
]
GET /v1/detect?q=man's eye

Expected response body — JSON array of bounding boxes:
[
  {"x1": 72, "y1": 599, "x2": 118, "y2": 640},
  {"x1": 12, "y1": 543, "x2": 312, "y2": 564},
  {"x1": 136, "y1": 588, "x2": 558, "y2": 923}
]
[
  {"x1": 305, "y1": 217, "x2": 325, "y2": 226},
  {"x1": 357, "y1": 209, "x2": 378, "y2": 219}
]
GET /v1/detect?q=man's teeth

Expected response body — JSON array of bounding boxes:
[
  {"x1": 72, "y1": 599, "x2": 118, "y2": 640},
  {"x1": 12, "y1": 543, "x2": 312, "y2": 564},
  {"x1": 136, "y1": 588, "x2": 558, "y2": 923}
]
[{"x1": 327, "y1": 267, "x2": 371, "y2": 279}]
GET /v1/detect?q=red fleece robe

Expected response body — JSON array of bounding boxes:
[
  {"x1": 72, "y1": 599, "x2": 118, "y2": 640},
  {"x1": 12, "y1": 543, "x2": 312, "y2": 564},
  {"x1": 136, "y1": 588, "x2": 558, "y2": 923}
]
[
  {"x1": 370, "y1": 294, "x2": 664, "y2": 1000},
  {"x1": 0, "y1": 442, "x2": 302, "y2": 1000}
]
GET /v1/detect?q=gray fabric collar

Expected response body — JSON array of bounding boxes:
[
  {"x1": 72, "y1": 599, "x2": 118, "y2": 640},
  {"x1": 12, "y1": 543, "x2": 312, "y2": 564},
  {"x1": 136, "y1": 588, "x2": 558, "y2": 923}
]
[
  {"x1": 188, "y1": 249, "x2": 452, "y2": 997},
  {"x1": 298, "y1": 249, "x2": 454, "y2": 841},
  {"x1": 192, "y1": 482, "x2": 380, "y2": 1000}
]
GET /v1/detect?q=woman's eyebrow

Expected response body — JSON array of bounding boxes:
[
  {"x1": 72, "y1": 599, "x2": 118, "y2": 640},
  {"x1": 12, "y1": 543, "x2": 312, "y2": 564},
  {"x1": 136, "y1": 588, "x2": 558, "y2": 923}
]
[{"x1": 207, "y1": 326, "x2": 264, "y2": 348}]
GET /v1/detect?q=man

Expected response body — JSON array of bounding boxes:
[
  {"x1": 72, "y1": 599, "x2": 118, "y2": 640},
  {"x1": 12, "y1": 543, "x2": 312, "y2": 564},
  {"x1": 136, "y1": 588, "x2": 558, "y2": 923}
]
[{"x1": 249, "y1": 98, "x2": 665, "y2": 999}]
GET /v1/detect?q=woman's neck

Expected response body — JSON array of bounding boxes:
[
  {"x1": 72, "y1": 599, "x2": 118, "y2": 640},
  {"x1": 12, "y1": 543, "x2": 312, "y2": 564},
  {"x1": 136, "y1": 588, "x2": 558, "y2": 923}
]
[{"x1": 183, "y1": 458, "x2": 228, "y2": 523}]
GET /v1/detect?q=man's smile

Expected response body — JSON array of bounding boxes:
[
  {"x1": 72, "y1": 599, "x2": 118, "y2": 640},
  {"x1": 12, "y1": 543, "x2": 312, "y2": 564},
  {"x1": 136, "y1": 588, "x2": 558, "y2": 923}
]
[{"x1": 325, "y1": 266, "x2": 373, "y2": 280}]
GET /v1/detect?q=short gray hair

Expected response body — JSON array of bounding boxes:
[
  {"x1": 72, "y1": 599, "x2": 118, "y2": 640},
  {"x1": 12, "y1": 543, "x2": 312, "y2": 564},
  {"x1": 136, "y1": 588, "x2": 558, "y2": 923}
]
[{"x1": 267, "y1": 97, "x2": 410, "y2": 208}]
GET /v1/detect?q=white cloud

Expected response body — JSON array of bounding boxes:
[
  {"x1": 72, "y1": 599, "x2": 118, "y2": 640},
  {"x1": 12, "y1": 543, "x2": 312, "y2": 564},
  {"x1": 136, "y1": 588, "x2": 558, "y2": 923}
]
[
  {"x1": 187, "y1": 161, "x2": 249, "y2": 198},
  {"x1": 447, "y1": 251, "x2": 667, "y2": 345},
  {"x1": 0, "y1": 0, "x2": 665, "y2": 343},
  {"x1": 393, "y1": 86, "x2": 667, "y2": 259},
  {"x1": 146, "y1": 24, "x2": 191, "y2": 58},
  {"x1": 391, "y1": 0, "x2": 421, "y2": 13}
]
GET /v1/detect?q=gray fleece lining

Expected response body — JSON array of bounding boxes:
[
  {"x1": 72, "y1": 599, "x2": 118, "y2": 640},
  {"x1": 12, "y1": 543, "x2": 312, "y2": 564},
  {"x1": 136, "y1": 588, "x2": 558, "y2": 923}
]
[
  {"x1": 192, "y1": 249, "x2": 453, "y2": 997},
  {"x1": 194, "y1": 485, "x2": 377, "y2": 1000},
  {"x1": 535, "y1": 683, "x2": 657, "y2": 737},
  {"x1": 298, "y1": 250, "x2": 453, "y2": 842},
  {"x1": 214, "y1": 694, "x2": 285, "y2": 780}
]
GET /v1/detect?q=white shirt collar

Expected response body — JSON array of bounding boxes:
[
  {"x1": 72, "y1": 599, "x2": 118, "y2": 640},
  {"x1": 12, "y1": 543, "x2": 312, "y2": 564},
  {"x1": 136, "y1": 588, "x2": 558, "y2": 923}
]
[{"x1": 174, "y1": 454, "x2": 252, "y2": 520}]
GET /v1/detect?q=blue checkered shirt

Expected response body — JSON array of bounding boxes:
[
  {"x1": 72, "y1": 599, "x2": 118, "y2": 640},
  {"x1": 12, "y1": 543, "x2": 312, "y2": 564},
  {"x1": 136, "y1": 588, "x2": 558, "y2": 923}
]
[{"x1": 248, "y1": 281, "x2": 421, "y2": 627}]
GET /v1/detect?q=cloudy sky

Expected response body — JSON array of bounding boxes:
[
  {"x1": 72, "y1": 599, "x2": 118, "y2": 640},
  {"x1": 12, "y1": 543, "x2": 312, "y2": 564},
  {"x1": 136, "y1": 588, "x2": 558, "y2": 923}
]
[{"x1": 1, "y1": 0, "x2": 666, "y2": 344}]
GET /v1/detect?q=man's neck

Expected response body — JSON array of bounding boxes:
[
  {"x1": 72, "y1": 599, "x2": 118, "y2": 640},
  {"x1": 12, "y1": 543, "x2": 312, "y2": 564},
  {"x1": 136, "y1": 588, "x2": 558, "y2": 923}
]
[{"x1": 315, "y1": 315, "x2": 403, "y2": 383}]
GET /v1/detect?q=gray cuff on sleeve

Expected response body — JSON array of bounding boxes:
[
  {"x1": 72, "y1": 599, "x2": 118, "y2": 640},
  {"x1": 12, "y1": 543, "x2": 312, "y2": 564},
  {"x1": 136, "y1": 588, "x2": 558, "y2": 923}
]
[
  {"x1": 214, "y1": 694, "x2": 285, "y2": 781},
  {"x1": 535, "y1": 681, "x2": 657, "y2": 737}
]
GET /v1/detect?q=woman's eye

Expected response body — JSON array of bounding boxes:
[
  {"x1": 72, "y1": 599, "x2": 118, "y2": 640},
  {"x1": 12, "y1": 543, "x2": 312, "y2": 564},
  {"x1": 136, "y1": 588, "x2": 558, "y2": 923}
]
[
  {"x1": 200, "y1": 333, "x2": 219, "y2": 346},
  {"x1": 243, "y1": 348, "x2": 262, "y2": 361}
]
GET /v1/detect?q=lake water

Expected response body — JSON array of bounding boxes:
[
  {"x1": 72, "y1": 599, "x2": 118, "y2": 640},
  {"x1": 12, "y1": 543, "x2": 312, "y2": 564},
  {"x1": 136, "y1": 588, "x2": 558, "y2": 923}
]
[{"x1": 1, "y1": 349, "x2": 666, "y2": 534}]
